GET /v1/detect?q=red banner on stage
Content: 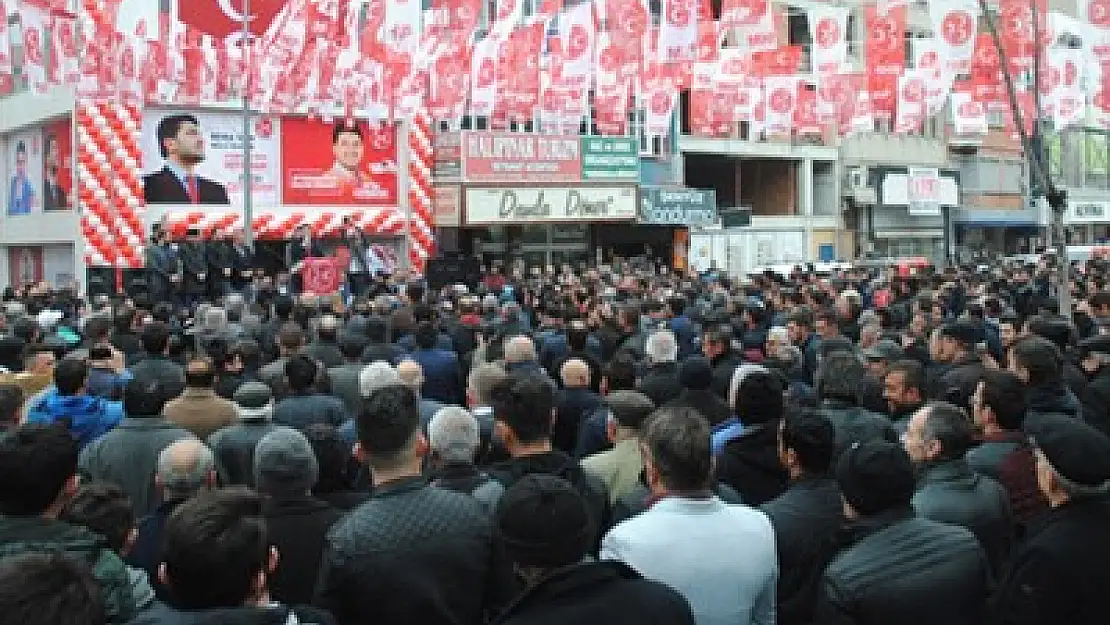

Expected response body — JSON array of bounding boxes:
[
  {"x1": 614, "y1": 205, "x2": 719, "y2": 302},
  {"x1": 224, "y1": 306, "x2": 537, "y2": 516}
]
[{"x1": 301, "y1": 257, "x2": 343, "y2": 295}]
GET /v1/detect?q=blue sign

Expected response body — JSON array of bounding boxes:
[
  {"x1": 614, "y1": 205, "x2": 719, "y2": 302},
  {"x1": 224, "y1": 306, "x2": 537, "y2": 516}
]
[{"x1": 639, "y1": 187, "x2": 717, "y2": 226}]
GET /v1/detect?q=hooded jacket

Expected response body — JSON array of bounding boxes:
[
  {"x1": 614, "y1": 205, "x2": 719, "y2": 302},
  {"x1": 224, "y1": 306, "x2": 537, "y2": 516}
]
[
  {"x1": 715, "y1": 422, "x2": 789, "y2": 505},
  {"x1": 486, "y1": 451, "x2": 611, "y2": 538},
  {"x1": 25, "y1": 389, "x2": 125, "y2": 448}
]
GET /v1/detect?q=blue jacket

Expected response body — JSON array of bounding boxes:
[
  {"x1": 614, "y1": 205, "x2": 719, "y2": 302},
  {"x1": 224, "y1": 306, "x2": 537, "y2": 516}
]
[
  {"x1": 410, "y1": 348, "x2": 463, "y2": 405},
  {"x1": 669, "y1": 316, "x2": 700, "y2": 360},
  {"x1": 26, "y1": 390, "x2": 124, "y2": 449}
]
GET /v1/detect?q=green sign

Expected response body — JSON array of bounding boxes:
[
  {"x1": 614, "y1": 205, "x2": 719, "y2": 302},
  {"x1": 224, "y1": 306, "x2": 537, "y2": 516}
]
[{"x1": 581, "y1": 137, "x2": 639, "y2": 181}]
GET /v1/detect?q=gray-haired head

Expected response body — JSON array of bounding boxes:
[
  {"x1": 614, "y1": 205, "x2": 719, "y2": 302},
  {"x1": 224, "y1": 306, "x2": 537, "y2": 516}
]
[
  {"x1": 504, "y1": 336, "x2": 537, "y2": 364},
  {"x1": 645, "y1": 330, "x2": 678, "y2": 364},
  {"x1": 254, "y1": 427, "x2": 319, "y2": 495},
  {"x1": 359, "y1": 361, "x2": 401, "y2": 397},
  {"x1": 467, "y1": 362, "x2": 507, "y2": 407},
  {"x1": 157, "y1": 438, "x2": 215, "y2": 502},
  {"x1": 224, "y1": 294, "x2": 246, "y2": 321},
  {"x1": 427, "y1": 406, "x2": 480, "y2": 464},
  {"x1": 816, "y1": 351, "x2": 864, "y2": 402}
]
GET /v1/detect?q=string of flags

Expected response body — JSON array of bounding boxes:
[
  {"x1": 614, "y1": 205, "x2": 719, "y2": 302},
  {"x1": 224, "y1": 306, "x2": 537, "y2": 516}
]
[{"x1": 2, "y1": 0, "x2": 1110, "y2": 138}]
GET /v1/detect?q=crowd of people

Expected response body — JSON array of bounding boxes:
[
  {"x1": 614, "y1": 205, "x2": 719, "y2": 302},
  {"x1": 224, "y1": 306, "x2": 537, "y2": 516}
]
[{"x1": 0, "y1": 259, "x2": 1107, "y2": 625}]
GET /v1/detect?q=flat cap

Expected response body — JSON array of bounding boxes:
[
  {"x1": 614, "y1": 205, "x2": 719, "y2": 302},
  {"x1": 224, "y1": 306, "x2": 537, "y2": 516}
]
[
  {"x1": 1078, "y1": 334, "x2": 1110, "y2": 358},
  {"x1": 1028, "y1": 414, "x2": 1110, "y2": 487},
  {"x1": 604, "y1": 390, "x2": 656, "y2": 430}
]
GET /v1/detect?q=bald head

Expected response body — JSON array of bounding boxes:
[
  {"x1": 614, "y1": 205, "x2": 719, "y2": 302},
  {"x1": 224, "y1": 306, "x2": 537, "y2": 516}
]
[
  {"x1": 560, "y1": 358, "x2": 589, "y2": 388},
  {"x1": 156, "y1": 438, "x2": 215, "y2": 500},
  {"x1": 397, "y1": 359, "x2": 424, "y2": 393},
  {"x1": 504, "y1": 336, "x2": 537, "y2": 364}
]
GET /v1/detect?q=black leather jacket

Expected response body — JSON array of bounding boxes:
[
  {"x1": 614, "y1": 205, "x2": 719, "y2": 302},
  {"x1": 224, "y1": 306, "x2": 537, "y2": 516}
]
[
  {"x1": 314, "y1": 475, "x2": 513, "y2": 625},
  {"x1": 815, "y1": 507, "x2": 992, "y2": 625},
  {"x1": 912, "y1": 459, "x2": 1015, "y2": 575}
]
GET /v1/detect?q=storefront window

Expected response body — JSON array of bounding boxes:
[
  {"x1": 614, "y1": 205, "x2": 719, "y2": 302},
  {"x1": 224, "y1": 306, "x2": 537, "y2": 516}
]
[
  {"x1": 552, "y1": 223, "x2": 587, "y2": 243},
  {"x1": 521, "y1": 224, "x2": 548, "y2": 245}
]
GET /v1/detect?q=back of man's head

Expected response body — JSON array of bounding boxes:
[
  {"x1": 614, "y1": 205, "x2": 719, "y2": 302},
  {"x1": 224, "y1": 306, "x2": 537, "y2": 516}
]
[
  {"x1": 140, "y1": 321, "x2": 171, "y2": 355},
  {"x1": 645, "y1": 330, "x2": 678, "y2": 364},
  {"x1": 979, "y1": 369, "x2": 1027, "y2": 431},
  {"x1": 284, "y1": 355, "x2": 318, "y2": 393},
  {"x1": 0, "y1": 551, "x2": 105, "y2": 625},
  {"x1": 781, "y1": 410, "x2": 835, "y2": 475},
  {"x1": 338, "y1": 332, "x2": 366, "y2": 361},
  {"x1": 496, "y1": 475, "x2": 593, "y2": 573},
  {"x1": 816, "y1": 352, "x2": 863, "y2": 402},
  {"x1": 560, "y1": 358, "x2": 589, "y2": 389},
  {"x1": 184, "y1": 358, "x2": 216, "y2": 389},
  {"x1": 428, "y1": 407, "x2": 480, "y2": 464},
  {"x1": 922, "y1": 402, "x2": 977, "y2": 461},
  {"x1": 59, "y1": 481, "x2": 135, "y2": 554},
  {"x1": 254, "y1": 428, "x2": 319, "y2": 495},
  {"x1": 467, "y1": 362, "x2": 507, "y2": 407},
  {"x1": 157, "y1": 439, "x2": 216, "y2": 501},
  {"x1": 359, "y1": 361, "x2": 401, "y2": 397},
  {"x1": 491, "y1": 373, "x2": 555, "y2": 446},
  {"x1": 356, "y1": 385, "x2": 421, "y2": 471},
  {"x1": 1011, "y1": 335, "x2": 1063, "y2": 388},
  {"x1": 54, "y1": 358, "x2": 89, "y2": 396},
  {"x1": 504, "y1": 336, "x2": 537, "y2": 364},
  {"x1": 396, "y1": 359, "x2": 424, "y2": 393},
  {"x1": 0, "y1": 424, "x2": 78, "y2": 516},
  {"x1": 162, "y1": 488, "x2": 268, "y2": 610},
  {"x1": 123, "y1": 370, "x2": 169, "y2": 416},
  {"x1": 641, "y1": 407, "x2": 712, "y2": 493},
  {"x1": 277, "y1": 323, "x2": 305, "y2": 354},
  {"x1": 734, "y1": 369, "x2": 785, "y2": 425}
]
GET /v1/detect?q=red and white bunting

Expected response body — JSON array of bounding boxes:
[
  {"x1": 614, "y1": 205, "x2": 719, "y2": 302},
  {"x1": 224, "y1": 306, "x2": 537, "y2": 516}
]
[
  {"x1": 808, "y1": 6, "x2": 849, "y2": 75},
  {"x1": 929, "y1": 0, "x2": 977, "y2": 75}
]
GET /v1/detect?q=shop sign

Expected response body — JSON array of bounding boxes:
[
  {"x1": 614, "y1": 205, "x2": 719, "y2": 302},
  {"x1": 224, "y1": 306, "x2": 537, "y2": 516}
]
[
  {"x1": 581, "y1": 136, "x2": 640, "y2": 181},
  {"x1": 434, "y1": 131, "x2": 462, "y2": 180},
  {"x1": 1067, "y1": 201, "x2": 1109, "y2": 224},
  {"x1": 465, "y1": 187, "x2": 637, "y2": 224},
  {"x1": 907, "y1": 167, "x2": 942, "y2": 217},
  {"x1": 461, "y1": 132, "x2": 582, "y2": 183},
  {"x1": 640, "y1": 187, "x2": 717, "y2": 226},
  {"x1": 434, "y1": 185, "x2": 461, "y2": 227}
]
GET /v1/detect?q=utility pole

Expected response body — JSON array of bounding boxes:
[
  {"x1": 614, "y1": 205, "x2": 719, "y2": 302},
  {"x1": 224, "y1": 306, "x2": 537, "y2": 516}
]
[
  {"x1": 241, "y1": 0, "x2": 254, "y2": 248},
  {"x1": 978, "y1": 0, "x2": 1070, "y2": 317}
]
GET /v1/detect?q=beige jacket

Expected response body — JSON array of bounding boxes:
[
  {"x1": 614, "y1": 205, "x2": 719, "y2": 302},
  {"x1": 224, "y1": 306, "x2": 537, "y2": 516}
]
[{"x1": 581, "y1": 438, "x2": 643, "y2": 504}]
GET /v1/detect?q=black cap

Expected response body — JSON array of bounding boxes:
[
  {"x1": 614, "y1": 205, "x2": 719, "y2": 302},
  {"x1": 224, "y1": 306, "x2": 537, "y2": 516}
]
[
  {"x1": 1028, "y1": 414, "x2": 1110, "y2": 487},
  {"x1": 836, "y1": 440, "x2": 916, "y2": 516},
  {"x1": 939, "y1": 319, "x2": 981, "y2": 347},
  {"x1": 496, "y1": 474, "x2": 594, "y2": 568}
]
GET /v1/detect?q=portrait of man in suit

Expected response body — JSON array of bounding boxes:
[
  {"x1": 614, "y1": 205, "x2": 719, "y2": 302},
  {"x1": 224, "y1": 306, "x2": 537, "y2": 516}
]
[
  {"x1": 143, "y1": 114, "x2": 230, "y2": 205},
  {"x1": 42, "y1": 132, "x2": 68, "y2": 211},
  {"x1": 330, "y1": 122, "x2": 366, "y2": 185},
  {"x1": 7, "y1": 140, "x2": 35, "y2": 216}
]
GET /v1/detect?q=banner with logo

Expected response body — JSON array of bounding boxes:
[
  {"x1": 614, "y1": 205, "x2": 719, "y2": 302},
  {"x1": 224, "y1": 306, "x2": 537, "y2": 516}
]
[
  {"x1": 930, "y1": 0, "x2": 978, "y2": 75},
  {"x1": 281, "y1": 118, "x2": 398, "y2": 206},
  {"x1": 140, "y1": 108, "x2": 281, "y2": 207},
  {"x1": 176, "y1": 0, "x2": 289, "y2": 40},
  {"x1": 808, "y1": 6, "x2": 849, "y2": 75},
  {"x1": 950, "y1": 90, "x2": 987, "y2": 135},
  {"x1": 465, "y1": 186, "x2": 637, "y2": 224}
]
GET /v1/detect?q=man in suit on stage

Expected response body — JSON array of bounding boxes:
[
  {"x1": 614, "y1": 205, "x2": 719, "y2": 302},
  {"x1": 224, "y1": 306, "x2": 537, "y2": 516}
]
[
  {"x1": 145, "y1": 225, "x2": 179, "y2": 303},
  {"x1": 178, "y1": 228, "x2": 210, "y2": 310},
  {"x1": 144, "y1": 114, "x2": 230, "y2": 205},
  {"x1": 228, "y1": 229, "x2": 256, "y2": 293},
  {"x1": 342, "y1": 216, "x2": 372, "y2": 298}
]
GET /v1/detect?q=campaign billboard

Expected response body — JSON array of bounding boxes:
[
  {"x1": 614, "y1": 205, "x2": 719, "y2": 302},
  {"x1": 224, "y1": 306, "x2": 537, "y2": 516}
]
[
  {"x1": 281, "y1": 118, "x2": 399, "y2": 206},
  {"x1": 42, "y1": 118, "x2": 72, "y2": 211},
  {"x1": 7, "y1": 129, "x2": 42, "y2": 216},
  {"x1": 140, "y1": 109, "x2": 281, "y2": 207}
]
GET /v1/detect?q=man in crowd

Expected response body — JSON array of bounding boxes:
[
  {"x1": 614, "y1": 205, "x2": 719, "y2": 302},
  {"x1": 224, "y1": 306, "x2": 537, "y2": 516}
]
[
  {"x1": 884, "y1": 359, "x2": 928, "y2": 433},
  {"x1": 602, "y1": 407, "x2": 778, "y2": 625},
  {"x1": 25, "y1": 357, "x2": 124, "y2": 449},
  {"x1": 163, "y1": 358, "x2": 238, "y2": 440},
  {"x1": 314, "y1": 385, "x2": 512, "y2": 625},
  {"x1": 903, "y1": 402, "x2": 1014, "y2": 574},
  {"x1": 581, "y1": 390, "x2": 655, "y2": 504},
  {"x1": 128, "y1": 322, "x2": 186, "y2": 404},
  {"x1": 817, "y1": 439, "x2": 992, "y2": 625},
  {"x1": 272, "y1": 356, "x2": 347, "y2": 431}
]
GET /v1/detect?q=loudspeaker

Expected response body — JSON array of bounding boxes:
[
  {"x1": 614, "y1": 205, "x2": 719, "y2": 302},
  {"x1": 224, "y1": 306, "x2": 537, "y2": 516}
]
[
  {"x1": 86, "y1": 267, "x2": 115, "y2": 298},
  {"x1": 426, "y1": 257, "x2": 481, "y2": 291}
]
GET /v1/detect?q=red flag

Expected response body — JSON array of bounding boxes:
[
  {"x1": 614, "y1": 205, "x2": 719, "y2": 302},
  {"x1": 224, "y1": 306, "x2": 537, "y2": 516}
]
[
  {"x1": 177, "y1": 0, "x2": 288, "y2": 40},
  {"x1": 794, "y1": 82, "x2": 821, "y2": 135},
  {"x1": 865, "y1": 6, "x2": 905, "y2": 77}
]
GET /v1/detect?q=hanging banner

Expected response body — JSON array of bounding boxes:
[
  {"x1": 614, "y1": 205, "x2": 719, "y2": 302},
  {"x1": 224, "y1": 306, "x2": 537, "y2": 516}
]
[
  {"x1": 720, "y1": 0, "x2": 776, "y2": 51},
  {"x1": 764, "y1": 75, "x2": 798, "y2": 135},
  {"x1": 140, "y1": 109, "x2": 281, "y2": 207},
  {"x1": 19, "y1": 1, "x2": 48, "y2": 93},
  {"x1": 895, "y1": 70, "x2": 928, "y2": 133},
  {"x1": 281, "y1": 118, "x2": 398, "y2": 206},
  {"x1": 907, "y1": 167, "x2": 942, "y2": 216},
  {"x1": 658, "y1": 0, "x2": 698, "y2": 62},
  {"x1": 560, "y1": 1, "x2": 595, "y2": 85},
  {"x1": 865, "y1": 6, "x2": 905, "y2": 78},
  {"x1": 808, "y1": 6, "x2": 849, "y2": 75},
  {"x1": 930, "y1": 0, "x2": 978, "y2": 75},
  {"x1": 176, "y1": 0, "x2": 289, "y2": 40}
]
